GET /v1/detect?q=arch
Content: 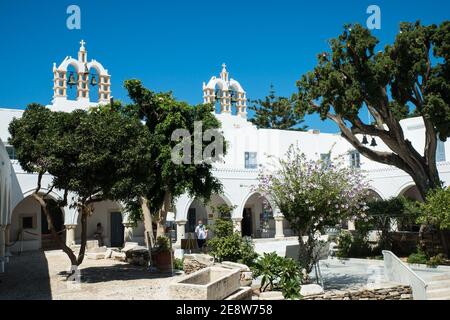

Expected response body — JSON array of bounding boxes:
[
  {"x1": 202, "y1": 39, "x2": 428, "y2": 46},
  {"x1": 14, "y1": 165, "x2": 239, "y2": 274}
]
[
  {"x1": 398, "y1": 184, "x2": 423, "y2": 202},
  {"x1": 237, "y1": 191, "x2": 279, "y2": 238},
  {"x1": 86, "y1": 60, "x2": 107, "y2": 76},
  {"x1": 365, "y1": 188, "x2": 384, "y2": 201},
  {"x1": 206, "y1": 77, "x2": 229, "y2": 91},
  {"x1": 182, "y1": 192, "x2": 233, "y2": 221},
  {"x1": 237, "y1": 190, "x2": 279, "y2": 219},
  {"x1": 57, "y1": 57, "x2": 83, "y2": 73},
  {"x1": 228, "y1": 78, "x2": 244, "y2": 93},
  {"x1": 21, "y1": 188, "x2": 67, "y2": 220}
]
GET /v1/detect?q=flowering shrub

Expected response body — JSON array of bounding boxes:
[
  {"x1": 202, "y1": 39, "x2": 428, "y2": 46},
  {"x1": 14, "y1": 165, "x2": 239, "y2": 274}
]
[{"x1": 258, "y1": 145, "x2": 369, "y2": 276}]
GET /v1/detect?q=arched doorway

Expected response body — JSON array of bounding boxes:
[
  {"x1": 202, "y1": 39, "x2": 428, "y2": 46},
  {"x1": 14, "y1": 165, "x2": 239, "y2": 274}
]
[
  {"x1": 40, "y1": 198, "x2": 65, "y2": 250},
  {"x1": 9, "y1": 194, "x2": 65, "y2": 252},
  {"x1": 185, "y1": 194, "x2": 232, "y2": 237},
  {"x1": 400, "y1": 185, "x2": 423, "y2": 202},
  {"x1": 241, "y1": 193, "x2": 274, "y2": 238}
]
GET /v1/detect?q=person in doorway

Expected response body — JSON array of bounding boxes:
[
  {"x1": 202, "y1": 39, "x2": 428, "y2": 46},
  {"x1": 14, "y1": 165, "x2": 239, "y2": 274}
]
[
  {"x1": 195, "y1": 220, "x2": 208, "y2": 252},
  {"x1": 94, "y1": 222, "x2": 104, "y2": 247}
]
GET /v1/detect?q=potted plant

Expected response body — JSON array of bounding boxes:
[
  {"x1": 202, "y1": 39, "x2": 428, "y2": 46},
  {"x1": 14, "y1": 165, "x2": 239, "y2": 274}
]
[{"x1": 151, "y1": 236, "x2": 173, "y2": 272}]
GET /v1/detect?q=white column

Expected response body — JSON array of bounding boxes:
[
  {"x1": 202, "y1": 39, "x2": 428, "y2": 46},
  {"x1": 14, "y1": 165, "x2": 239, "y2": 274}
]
[
  {"x1": 274, "y1": 215, "x2": 285, "y2": 238},
  {"x1": 65, "y1": 224, "x2": 77, "y2": 247},
  {"x1": 0, "y1": 225, "x2": 5, "y2": 273},
  {"x1": 232, "y1": 217, "x2": 242, "y2": 235},
  {"x1": 175, "y1": 220, "x2": 187, "y2": 247},
  {"x1": 123, "y1": 222, "x2": 134, "y2": 243}
]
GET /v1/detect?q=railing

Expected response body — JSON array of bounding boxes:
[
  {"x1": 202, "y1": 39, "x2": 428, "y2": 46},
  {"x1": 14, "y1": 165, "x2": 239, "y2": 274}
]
[{"x1": 382, "y1": 250, "x2": 428, "y2": 300}]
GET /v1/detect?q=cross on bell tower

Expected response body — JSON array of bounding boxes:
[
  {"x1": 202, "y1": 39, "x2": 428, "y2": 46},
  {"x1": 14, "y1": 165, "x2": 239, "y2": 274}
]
[
  {"x1": 78, "y1": 40, "x2": 87, "y2": 63},
  {"x1": 220, "y1": 63, "x2": 229, "y2": 81}
]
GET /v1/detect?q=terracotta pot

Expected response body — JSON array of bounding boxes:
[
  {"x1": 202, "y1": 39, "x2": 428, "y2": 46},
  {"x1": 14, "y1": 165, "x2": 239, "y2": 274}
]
[{"x1": 152, "y1": 250, "x2": 173, "y2": 272}]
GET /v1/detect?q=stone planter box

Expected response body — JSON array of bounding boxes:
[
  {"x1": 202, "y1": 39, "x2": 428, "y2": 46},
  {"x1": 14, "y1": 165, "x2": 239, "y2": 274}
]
[{"x1": 170, "y1": 267, "x2": 241, "y2": 300}]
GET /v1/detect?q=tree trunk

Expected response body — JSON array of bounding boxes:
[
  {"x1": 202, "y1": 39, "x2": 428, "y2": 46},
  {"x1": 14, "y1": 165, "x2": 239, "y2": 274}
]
[
  {"x1": 141, "y1": 197, "x2": 155, "y2": 249},
  {"x1": 156, "y1": 192, "x2": 172, "y2": 239},
  {"x1": 31, "y1": 193, "x2": 78, "y2": 267},
  {"x1": 76, "y1": 205, "x2": 89, "y2": 265}
]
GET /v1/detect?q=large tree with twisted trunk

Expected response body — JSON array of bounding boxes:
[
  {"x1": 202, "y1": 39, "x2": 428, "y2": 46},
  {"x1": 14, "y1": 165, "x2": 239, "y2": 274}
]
[
  {"x1": 295, "y1": 21, "x2": 450, "y2": 200},
  {"x1": 8, "y1": 103, "x2": 152, "y2": 270}
]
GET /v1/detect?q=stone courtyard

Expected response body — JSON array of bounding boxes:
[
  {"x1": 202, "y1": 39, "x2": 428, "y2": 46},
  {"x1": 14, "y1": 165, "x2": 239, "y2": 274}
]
[{"x1": 0, "y1": 250, "x2": 184, "y2": 300}]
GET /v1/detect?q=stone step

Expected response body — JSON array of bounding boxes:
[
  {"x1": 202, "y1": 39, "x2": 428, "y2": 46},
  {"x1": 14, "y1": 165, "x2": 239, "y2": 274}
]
[
  {"x1": 431, "y1": 295, "x2": 450, "y2": 300},
  {"x1": 427, "y1": 279, "x2": 450, "y2": 290},
  {"x1": 430, "y1": 272, "x2": 450, "y2": 281},
  {"x1": 426, "y1": 287, "x2": 450, "y2": 299}
]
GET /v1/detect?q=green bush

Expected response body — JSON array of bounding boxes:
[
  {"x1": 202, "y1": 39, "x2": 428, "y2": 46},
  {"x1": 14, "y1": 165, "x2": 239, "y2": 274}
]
[
  {"x1": 407, "y1": 249, "x2": 428, "y2": 265},
  {"x1": 207, "y1": 218, "x2": 258, "y2": 266},
  {"x1": 336, "y1": 231, "x2": 375, "y2": 258},
  {"x1": 174, "y1": 258, "x2": 184, "y2": 270},
  {"x1": 154, "y1": 236, "x2": 171, "y2": 252},
  {"x1": 427, "y1": 254, "x2": 446, "y2": 267},
  {"x1": 252, "y1": 252, "x2": 302, "y2": 299}
]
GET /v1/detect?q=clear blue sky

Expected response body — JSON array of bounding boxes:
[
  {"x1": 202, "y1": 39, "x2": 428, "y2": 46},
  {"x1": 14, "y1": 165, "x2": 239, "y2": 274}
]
[{"x1": 0, "y1": 0, "x2": 449, "y2": 132}]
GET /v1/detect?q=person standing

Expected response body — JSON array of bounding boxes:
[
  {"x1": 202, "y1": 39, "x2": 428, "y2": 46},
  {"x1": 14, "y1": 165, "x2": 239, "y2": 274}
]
[{"x1": 195, "y1": 220, "x2": 208, "y2": 251}]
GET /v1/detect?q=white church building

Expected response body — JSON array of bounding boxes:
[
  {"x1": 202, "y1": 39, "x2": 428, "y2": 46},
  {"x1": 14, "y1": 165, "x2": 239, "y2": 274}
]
[{"x1": 0, "y1": 42, "x2": 449, "y2": 270}]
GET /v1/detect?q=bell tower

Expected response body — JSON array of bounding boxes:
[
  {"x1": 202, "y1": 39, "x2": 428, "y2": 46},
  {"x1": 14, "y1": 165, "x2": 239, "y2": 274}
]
[
  {"x1": 202, "y1": 64, "x2": 247, "y2": 117},
  {"x1": 51, "y1": 40, "x2": 111, "y2": 111}
]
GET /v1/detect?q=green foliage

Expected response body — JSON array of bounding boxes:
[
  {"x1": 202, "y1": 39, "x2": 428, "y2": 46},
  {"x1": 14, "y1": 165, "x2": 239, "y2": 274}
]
[
  {"x1": 211, "y1": 204, "x2": 236, "y2": 219},
  {"x1": 8, "y1": 103, "x2": 153, "y2": 205},
  {"x1": 249, "y1": 84, "x2": 307, "y2": 131},
  {"x1": 336, "y1": 231, "x2": 375, "y2": 258},
  {"x1": 239, "y1": 237, "x2": 259, "y2": 267},
  {"x1": 122, "y1": 80, "x2": 226, "y2": 221},
  {"x1": 209, "y1": 217, "x2": 234, "y2": 238},
  {"x1": 407, "y1": 248, "x2": 428, "y2": 265},
  {"x1": 418, "y1": 187, "x2": 450, "y2": 230},
  {"x1": 408, "y1": 246, "x2": 446, "y2": 267},
  {"x1": 258, "y1": 145, "x2": 369, "y2": 273},
  {"x1": 207, "y1": 218, "x2": 257, "y2": 265},
  {"x1": 362, "y1": 196, "x2": 422, "y2": 250},
  {"x1": 174, "y1": 258, "x2": 184, "y2": 270},
  {"x1": 427, "y1": 254, "x2": 446, "y2": 267},
  {"x1": 295, "y1": 22, "x2": 450, "y2": 197},
  {"x1": 154, "y1": 236, "x2": 171, "y2": 252},
  {"x1": 252, "y1": 252, "x2": 302, "y2": 299}
]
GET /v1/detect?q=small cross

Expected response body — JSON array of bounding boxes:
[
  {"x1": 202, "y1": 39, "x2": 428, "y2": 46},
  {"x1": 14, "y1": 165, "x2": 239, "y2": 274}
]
[
  {"x1": 222, "y1": 63, "x2": 226, "y2": 69},
  {"x1": 80, "y1": 40, "x2": 86, "y2": 48}
]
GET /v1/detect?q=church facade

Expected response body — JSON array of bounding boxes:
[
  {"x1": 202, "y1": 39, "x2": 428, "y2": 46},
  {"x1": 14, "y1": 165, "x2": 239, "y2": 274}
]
[{"x1": 0, "y1": 42, "x2": 449, "y2": 266}]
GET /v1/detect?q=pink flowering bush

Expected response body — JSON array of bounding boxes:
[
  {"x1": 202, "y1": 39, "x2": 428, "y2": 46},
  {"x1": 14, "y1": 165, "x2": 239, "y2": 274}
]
[{"x1": 258, "y1": 145, "x2": 370, "y2": 276}]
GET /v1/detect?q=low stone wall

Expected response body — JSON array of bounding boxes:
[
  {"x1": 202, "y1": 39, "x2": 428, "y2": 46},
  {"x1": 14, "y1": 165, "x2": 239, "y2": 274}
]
[{"x1": 303, "y1": 285, "x2": 413, "y2": 300}]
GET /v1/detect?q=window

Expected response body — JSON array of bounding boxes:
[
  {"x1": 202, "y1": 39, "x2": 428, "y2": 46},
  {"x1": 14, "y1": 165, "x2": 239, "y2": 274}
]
[
  {"x1": 245, "y1": 152, "x2": 257, "y2": 169},
  {"x1": 437, "y1": 140, "x2": 446, "y2": 162},
  {"x1": 21, "y1": 215, "x2": 35, "y2": 229},
  {"x1": 349, "y1": 150, "x2": 361, "y2": 169},
  {"x1": 6, "y1": 146, "x2": 16, "y2": 160}
]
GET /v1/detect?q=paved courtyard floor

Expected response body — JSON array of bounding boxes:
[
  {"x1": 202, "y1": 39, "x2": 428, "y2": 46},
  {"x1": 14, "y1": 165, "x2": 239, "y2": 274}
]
[{"x1": 0, "y1": 250, "x2": 183, "y2": 300}]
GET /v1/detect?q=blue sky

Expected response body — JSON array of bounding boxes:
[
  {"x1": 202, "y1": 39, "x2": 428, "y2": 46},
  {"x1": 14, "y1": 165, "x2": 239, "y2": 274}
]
[{"x1": 0, "y1": 0, "x2": 449, "y2": 132}]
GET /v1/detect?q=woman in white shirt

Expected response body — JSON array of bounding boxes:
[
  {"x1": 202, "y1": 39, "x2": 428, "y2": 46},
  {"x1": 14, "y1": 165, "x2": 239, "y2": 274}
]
[{"x1": 195, "y1": 220, "x2": 208, "y2": 251}]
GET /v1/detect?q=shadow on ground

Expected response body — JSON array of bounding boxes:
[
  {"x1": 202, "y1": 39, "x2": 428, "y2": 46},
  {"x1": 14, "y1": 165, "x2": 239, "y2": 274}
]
[
  {"x1": 0, "y1": 251, "x2": 52, "y2": 300},
  {"x1": 72, "y1": 264, "x2": 176, "y2": 284}
]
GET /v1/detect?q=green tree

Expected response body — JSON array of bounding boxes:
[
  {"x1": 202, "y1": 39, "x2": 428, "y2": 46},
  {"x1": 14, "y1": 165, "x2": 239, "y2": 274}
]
[
  {"x1": 295, "y1": 21, "x2": 450, "y2": 200},
  {"x1": 418, "y1": 187, "x2": 450, "y2": 255},
  {"x1": 249, "y1": 85, "x2": 307, "y2": 131},
  {"x1": 8, "y1": 103, "x2": 152, "y2": 269},
  {"x1": 258, "y1": 145, "x2": 369, "y2": 276},
  {"x1": 123, "y1": 80, "x2": 226, "y2": 240}
]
